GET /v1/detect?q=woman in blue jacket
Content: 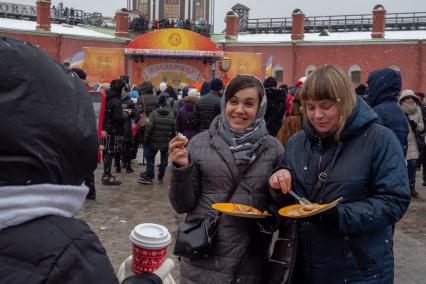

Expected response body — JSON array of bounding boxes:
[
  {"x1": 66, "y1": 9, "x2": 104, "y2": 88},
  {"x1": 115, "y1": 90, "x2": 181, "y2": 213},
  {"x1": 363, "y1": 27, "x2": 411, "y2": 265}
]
[{"x1": 269, "y1": 65, "x2": 411, "y2": 283}]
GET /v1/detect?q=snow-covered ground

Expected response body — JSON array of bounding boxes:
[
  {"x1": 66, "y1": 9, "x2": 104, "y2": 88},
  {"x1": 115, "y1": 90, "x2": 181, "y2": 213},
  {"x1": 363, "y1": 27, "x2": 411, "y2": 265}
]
[{"x1": 0, "y1": 18, "x2": 114, "y2": 39}]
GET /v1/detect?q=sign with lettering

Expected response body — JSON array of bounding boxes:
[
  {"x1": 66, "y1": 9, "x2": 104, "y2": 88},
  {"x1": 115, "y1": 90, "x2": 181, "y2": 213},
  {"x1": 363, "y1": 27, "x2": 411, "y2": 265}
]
[
  {"x1": 143, "y1": 63, "x2": 203, "y2": 82},
  {"x1": 0, "y1": 2, "x2": 37, "y2": 17}
]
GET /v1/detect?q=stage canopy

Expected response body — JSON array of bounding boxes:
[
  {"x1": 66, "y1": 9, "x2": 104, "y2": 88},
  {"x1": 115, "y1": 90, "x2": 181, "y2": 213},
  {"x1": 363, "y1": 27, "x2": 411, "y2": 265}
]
[{"x1": 125, "y1": 28, "x2": 223, "y2": 58}]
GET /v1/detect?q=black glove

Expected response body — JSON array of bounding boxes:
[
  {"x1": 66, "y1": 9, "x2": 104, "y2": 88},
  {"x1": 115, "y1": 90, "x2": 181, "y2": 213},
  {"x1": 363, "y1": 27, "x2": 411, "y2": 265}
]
[{"x1": 409, "y1": 120, "x2": 417, "y2": 130}]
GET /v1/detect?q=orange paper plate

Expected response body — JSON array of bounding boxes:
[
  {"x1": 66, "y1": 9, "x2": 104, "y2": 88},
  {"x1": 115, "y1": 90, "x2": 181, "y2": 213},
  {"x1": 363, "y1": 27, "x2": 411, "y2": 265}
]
[
  {"x1": 211, "y1": 203, "x2": 271, "y2": 219},
  {"x1": 278, "y1": 197, "x2": 343, "y2": 219}
]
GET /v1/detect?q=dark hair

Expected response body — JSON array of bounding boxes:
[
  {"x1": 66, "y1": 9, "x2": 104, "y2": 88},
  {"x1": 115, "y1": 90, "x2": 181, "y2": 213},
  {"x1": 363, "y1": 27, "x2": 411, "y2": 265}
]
[
  {"x1": 71, "y1": 67, "x2": 87, "y2": 80},
  {"x1": 210, "y1": 78, "x2": 224, "y2": 91},
  {"x1": 224, "y1": 75, "x2": 264, "y2": 103},
  {"x1": 355, "y1": 83, "x2": 367, "y2": 96},
  {"x1": 263, "y1": 76, "x2": 277, "y2": 88}
]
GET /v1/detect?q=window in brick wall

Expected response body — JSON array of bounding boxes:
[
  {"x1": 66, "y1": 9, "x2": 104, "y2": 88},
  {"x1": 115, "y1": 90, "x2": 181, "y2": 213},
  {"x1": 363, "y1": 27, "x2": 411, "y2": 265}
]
[
  {"x1": 138, "y1": 0, "x2": 149, "y2": 18},
  {"x1": 195, "y1": 0, "x2": 205, "y2": 20},
  {"x1": 165, "y1": 0, "x2": 180, "y2": 19}
]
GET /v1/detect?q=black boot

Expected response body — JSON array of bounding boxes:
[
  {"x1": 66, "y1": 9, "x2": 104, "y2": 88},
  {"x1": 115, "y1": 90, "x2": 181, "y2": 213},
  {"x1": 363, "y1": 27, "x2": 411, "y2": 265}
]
[
  {"x1": 410, "y1": 183, "x2": 419, "y2": 198},
  {"x1": 126, "y1": 165, "x2": 134, "y2": 173}
]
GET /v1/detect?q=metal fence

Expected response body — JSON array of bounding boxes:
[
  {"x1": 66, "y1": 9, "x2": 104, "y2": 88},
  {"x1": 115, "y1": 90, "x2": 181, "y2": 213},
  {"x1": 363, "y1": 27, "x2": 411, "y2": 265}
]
[{"x1": 243, "y1": 12, "x2": 426, "y2": 33}]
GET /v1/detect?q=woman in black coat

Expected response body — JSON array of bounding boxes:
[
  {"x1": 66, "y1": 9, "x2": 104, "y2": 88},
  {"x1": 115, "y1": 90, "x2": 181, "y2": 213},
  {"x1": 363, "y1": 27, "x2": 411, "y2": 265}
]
[{"x1": 269, "y1": 66, "x2": 411, "y2": 284}]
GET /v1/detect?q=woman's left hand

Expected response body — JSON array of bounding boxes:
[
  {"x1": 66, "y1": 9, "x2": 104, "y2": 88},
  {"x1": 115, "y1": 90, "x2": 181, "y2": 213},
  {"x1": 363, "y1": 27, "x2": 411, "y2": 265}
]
[{"x1": 269, "y1": 169, "x2": 292, "y2": 194}]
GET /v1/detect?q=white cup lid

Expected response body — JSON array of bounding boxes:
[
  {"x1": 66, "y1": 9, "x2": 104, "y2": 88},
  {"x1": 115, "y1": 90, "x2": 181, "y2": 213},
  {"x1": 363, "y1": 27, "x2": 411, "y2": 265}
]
[{"x1": 129, "y1": 223, "x2": 171, "y2": 248}]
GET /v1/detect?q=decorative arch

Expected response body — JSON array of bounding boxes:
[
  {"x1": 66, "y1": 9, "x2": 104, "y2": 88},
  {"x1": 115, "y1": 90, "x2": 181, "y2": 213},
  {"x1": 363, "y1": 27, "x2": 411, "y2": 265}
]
[
  {"x1": 305, "y1": 65, "x2": 316, "y2": 76},
  {"x1": 126, "y1": 28, "x2": 222, "y2": 57}
]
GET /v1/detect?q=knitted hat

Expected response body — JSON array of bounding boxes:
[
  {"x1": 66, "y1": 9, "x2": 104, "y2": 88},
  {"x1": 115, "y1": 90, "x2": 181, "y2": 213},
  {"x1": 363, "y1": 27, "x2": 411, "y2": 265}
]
[
  {"x1": 183, "y1": 88, "x2": 200, "y2": 102},
  {"x1": 159, "y1": 82, "x2": 168, "y2": 92},
  {"x1": 210, "y1": 78, "x2": 224, "y2": 91}
]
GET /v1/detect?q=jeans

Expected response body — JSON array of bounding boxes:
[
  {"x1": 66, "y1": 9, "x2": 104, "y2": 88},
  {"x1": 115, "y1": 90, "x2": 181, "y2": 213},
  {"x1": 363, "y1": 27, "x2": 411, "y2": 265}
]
[
  {"x1": 144, "y1": 146, "x2": 168, "y2": 179},
  {"x1": 407, "y1": 159, "x2": 417, "y2": 186}
]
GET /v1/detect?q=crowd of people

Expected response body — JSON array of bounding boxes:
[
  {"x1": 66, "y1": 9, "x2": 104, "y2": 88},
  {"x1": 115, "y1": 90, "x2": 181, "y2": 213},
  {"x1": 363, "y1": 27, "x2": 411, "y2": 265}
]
[
  {"x1": 129, "y1": 15, "x2": 210, "y2": 35},
  {"x1": 0, "y1": 35, "x2": 420, "y2": 284}
]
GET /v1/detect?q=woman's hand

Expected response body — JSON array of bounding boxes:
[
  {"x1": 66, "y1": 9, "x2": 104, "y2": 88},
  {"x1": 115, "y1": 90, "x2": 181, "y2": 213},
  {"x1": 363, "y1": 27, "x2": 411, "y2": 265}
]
[
  {"x1": 269, "y1": 169, "x2": 292, "y2": 194},
  {"x1": 169, "y1": 136, "x2": 189, "y2": 167}
]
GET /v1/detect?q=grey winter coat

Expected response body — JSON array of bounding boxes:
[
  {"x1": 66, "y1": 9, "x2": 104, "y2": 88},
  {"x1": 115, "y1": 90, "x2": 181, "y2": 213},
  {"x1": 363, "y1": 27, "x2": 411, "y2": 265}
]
[{"x1": 169, "y1": 121, "x2": 284, "y2": 284}]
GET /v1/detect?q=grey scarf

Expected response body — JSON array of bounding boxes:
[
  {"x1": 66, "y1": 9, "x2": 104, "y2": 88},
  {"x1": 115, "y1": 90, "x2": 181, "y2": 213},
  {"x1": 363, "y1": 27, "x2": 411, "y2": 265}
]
[
  {"x1": 400, "y1": 100, "x2": 419, "y2": 115},
  {"x1": 217, "y1": 89, "x2": 268, "y2": 164}
]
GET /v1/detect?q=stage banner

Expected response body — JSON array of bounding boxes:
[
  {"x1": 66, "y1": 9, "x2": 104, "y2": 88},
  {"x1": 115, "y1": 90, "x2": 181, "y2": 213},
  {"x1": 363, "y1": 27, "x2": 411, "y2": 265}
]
[
  {"x1": 224, "y1": 52, "x2": 263, "y2": 80},
  {"x1": 83, "y1": 48, "x2": 124, "y2": 84},
  {"x1": 132, "y1": 58, "x2": 210, "y2": 88}
]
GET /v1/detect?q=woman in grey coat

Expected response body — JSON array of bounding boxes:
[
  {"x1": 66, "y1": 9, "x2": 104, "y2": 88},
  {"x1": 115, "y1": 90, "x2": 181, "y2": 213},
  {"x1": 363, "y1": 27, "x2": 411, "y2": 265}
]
[{"x1": 168, "y1": 75, "x2": 284, "y2": 284}]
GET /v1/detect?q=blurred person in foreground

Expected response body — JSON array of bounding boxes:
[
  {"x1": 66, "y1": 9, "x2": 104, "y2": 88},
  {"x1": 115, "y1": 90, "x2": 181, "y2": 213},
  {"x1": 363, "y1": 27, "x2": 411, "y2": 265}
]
[
  {"x1": 0, "y1": 36, "x2": 118, "y2": 283},
  {"x1": 269, "y1": 66, "x2": 410, "y2": 283}
]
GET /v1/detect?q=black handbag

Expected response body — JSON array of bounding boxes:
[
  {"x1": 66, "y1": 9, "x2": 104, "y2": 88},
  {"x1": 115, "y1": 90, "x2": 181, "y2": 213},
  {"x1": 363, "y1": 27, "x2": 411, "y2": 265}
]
[
  {"x1": 262, "y1": 220, "x2": 298, "y2": 284},
  {"x1": 173, "y1": 177, "x2": 240, "y2": 260},
  {"x1": 173, "y1": 214, "x2": 220, "y2": 260}
]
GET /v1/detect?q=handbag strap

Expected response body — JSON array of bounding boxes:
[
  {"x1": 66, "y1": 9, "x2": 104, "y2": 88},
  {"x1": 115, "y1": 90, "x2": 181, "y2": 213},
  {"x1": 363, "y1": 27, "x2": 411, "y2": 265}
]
[{"x1": 309, "y1": 142, "x2": 344, "y2": 201}]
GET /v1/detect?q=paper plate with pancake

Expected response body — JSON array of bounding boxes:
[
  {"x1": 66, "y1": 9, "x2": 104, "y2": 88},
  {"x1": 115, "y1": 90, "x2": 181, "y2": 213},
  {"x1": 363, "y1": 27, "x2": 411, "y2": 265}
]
[
  {"x1": 211, "y1": 203, "x2": 271, "y2": 219},
  {"x1": 278, "y1": 197, "x2": 343, "y2": 219}
]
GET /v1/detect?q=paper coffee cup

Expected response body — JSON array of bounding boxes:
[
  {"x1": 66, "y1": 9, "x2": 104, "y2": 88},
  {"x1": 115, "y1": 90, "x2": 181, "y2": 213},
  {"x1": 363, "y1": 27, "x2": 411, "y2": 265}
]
[{"x1": 129, "y1": 223, "x2": 171, "y2": 274}]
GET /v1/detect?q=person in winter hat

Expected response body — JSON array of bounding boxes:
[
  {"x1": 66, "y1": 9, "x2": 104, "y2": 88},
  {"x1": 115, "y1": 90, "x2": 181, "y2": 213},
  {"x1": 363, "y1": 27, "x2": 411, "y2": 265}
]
[
  {"x1": 102, "y1": 78, "x2": 127, "y2": 185},
  {"x1": 399, "y1": 89, "x2": 424, "y2": 197},
  {"x1": 159, "y1": 82, "x2": 168, "y2": 93},
  {"x1": 0, "y1": 36, "x2": 119, "y2": 284},
  {"x1": 367, "y1": 68, "x2": 409, "y2": 156},
  {"x1": 210, "y1": 77, "x2": 224, "y2": 92},
  {"x1": 200, "y1": 81, "x2": 211, "y2": 97},
  {"x1": 191, "y1": 78, "x2": 223, "y2": 133},
  {"x1": 176, "y1": 88, "x2": 200, "y2": 141},
  {"x1": 71, "y1": 67, "x2": 97, "y2": 200},
  {"x1": 263, "y1": 76, "x2": 286, "y2": 136},
  {"x1": 139, "y1": 91, "x2": 176, "y2": 185}
]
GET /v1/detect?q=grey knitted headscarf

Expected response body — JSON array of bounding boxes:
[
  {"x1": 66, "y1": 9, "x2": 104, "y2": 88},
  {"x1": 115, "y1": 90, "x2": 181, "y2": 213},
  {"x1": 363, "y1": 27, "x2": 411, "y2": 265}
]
[{"x1": 217, "y1": 76, "x2": 268, "y2": 164}]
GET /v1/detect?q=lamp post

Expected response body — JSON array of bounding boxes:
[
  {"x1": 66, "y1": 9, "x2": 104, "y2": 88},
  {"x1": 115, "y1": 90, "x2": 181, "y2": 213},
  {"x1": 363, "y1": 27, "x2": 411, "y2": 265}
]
[{"x1": 219, "y1": 56, "x2": 231, "y2": 85}]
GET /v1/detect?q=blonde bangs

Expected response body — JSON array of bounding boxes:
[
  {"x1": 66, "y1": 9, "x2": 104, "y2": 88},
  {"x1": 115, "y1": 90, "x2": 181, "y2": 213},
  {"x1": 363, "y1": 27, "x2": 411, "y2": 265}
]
[{"x1": 301, "y1": 66, "x2": 356, "y2": 141}]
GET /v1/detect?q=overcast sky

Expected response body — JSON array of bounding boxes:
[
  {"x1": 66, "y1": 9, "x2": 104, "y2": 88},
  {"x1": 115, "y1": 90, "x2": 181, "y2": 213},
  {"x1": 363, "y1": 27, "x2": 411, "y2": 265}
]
[{"x1": 13, "y1": 0, "x2": 426, "y2": 32}]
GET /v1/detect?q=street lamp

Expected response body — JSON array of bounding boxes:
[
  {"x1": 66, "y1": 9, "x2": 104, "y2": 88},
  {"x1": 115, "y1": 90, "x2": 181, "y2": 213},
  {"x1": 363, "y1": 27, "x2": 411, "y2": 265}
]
[{"x1": 219, "y1": 56, "x2": 231, "y2": 84}]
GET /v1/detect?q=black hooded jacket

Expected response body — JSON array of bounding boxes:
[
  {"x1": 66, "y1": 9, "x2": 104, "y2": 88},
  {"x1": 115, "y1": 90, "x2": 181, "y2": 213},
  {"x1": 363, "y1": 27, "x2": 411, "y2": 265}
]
[
  {"x1": 0, "y1": 37, "x2": 98, "y2": 186},
  {"x1": 0, "y1": 36, "x2": 118, "y2": 284},
  {"x1": 367, "y1": 68, "x2": 409, "y2": 155},
  {"x1": 264, "y1": 87, "x2": 287, "y2": 136}
]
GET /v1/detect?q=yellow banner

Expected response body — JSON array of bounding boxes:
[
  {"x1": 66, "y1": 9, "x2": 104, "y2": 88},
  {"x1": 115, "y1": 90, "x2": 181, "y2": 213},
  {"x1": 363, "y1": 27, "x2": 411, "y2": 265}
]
[
  {"x1": 83, "y1": 48, "x2": 124, "y2": 84},
  {"x1": 223, "y1": 52, "x2": 263, "y2": 81}
]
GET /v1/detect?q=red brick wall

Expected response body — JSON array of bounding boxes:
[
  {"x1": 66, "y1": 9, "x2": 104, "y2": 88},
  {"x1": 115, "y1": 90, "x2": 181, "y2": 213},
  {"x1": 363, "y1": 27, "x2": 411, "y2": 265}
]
[
  {"x1": 0, "y1": 30, "x2": 126, "y2": 63},
  {"x1": 222, "y1": 41, "x2": 426, "y2": 93}
]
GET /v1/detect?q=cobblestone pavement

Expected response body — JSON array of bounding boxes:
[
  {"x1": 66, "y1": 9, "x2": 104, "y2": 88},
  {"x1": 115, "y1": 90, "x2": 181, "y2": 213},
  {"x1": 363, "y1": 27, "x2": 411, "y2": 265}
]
[{"x1": 77, "y1": 161, "x2": 426, "y2": 284}]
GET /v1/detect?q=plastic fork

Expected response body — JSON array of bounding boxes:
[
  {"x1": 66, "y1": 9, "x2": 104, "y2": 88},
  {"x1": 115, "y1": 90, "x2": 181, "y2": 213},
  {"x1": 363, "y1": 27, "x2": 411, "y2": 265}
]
[{"x1": 288, "y1": 190, "x2": 313, "y2": 207}]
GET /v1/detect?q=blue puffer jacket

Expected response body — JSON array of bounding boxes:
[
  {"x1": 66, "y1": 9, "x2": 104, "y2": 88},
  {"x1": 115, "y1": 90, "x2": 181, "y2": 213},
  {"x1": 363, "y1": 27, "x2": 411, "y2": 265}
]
[
  {"x1": 367, "y1": 68, "x2": 409, "y2": 156},
  {"x1": 272, "y1": 98, "x2": 410, "y2": 284}
]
